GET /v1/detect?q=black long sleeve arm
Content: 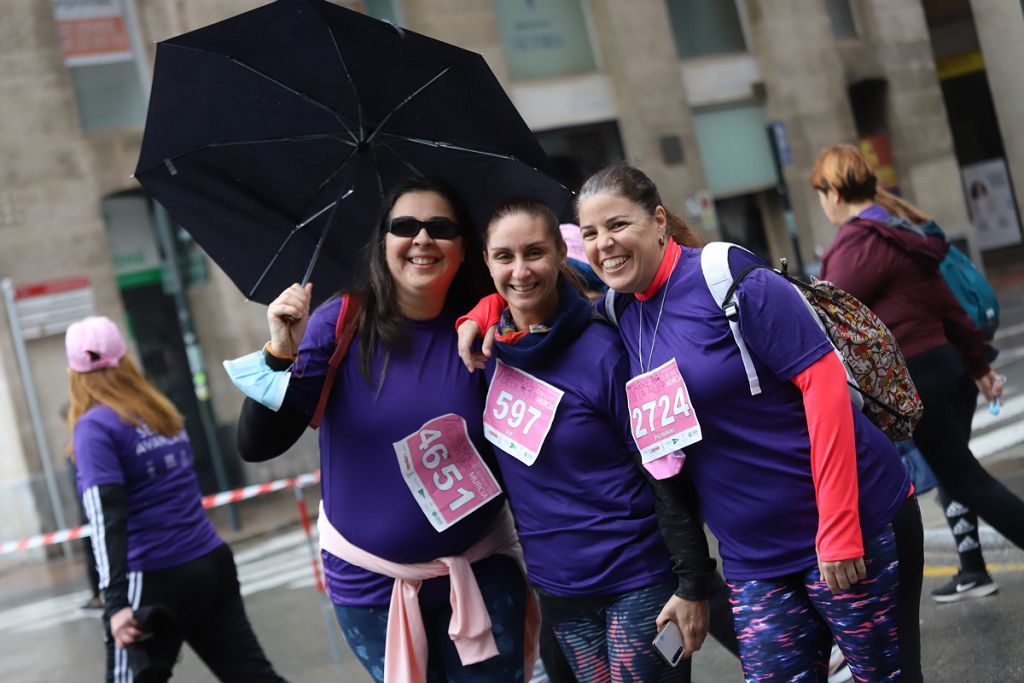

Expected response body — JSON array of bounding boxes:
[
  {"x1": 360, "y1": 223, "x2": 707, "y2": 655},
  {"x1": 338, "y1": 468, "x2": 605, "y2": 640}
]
[
  {"x1": 635, "y1": 458, "x2": 717, "y2": 600},
  {"x1": 82, "y1": 484, "x2": 130, "y2": 618},
  {"x1": 236, "y1": 397, "x2": 310, "y2": 462}
]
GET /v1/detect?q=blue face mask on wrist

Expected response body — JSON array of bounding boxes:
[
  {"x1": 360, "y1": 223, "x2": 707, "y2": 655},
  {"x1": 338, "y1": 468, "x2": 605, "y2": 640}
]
[{"x1": 223, "y1": 351, "x2": 291, "y2": 411}]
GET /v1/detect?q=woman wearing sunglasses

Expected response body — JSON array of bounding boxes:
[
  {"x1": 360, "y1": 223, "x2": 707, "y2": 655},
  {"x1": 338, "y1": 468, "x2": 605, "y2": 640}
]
[{"x1": 227, "y1": 177, "x2": 536, "y2": 683}]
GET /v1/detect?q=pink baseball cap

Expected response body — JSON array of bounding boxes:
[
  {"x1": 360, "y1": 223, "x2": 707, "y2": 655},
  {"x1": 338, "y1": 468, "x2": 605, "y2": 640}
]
[{"x1": 65, "y1": 316, "x2": 127, "y2": 373}]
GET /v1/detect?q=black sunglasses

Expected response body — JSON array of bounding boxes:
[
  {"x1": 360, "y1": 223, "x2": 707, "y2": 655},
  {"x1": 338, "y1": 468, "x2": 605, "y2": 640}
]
[{"x1": 387, "y1": 217, "x2": 462, "y2": 240}]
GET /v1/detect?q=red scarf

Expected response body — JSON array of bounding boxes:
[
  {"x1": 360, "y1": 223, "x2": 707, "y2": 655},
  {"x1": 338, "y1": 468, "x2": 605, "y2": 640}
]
[{"x1": 635, "y1": 240, "x2": 681, "y2": 301}]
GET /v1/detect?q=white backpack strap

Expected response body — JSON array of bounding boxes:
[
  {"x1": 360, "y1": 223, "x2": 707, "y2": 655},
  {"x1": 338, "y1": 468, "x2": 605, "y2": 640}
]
[
  {"x1": 603, "y1": 288, "x2": 619, "y2": 328},
  {"x1": 700, "y1": 242, "x2": 761, "y2": 396}
]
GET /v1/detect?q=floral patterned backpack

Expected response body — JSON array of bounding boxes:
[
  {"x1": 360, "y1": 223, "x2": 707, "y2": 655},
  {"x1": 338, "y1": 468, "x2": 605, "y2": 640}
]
[{"x1": 703, "y1": 242, "x2": 923, "y2": 441}]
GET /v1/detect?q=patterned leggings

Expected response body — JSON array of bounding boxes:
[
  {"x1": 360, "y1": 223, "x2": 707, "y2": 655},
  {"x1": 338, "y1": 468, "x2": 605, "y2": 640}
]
[
  {"x1": 728, "y1": 524, "x2": 901, "y2": 682},
  {"x1": 539, "y1": 580, "x2": 691, "y2": 683}
]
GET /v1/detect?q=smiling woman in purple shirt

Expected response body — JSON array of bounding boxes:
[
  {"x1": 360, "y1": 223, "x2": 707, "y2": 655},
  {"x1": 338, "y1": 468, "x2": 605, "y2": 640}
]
[{"x1": 229, "y1": 177, "x2": 536, "y2": 683}]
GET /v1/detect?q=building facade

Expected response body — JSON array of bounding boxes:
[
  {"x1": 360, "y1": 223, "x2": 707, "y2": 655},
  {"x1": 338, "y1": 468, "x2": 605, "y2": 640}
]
[{"x1": 1, "y1": 0, "x2": 1021, "y2": 561}]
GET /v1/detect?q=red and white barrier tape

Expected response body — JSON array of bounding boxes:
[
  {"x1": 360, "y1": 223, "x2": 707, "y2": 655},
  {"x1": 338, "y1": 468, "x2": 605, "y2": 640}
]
[{"x1": 0, "y1": 470, "x2": 321, "y2": 556}]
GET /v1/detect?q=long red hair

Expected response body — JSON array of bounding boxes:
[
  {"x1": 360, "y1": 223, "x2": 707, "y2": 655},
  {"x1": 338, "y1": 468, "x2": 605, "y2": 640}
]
[
  {"x1": 67, "y1": 354, "x2": 183, "y2": 457},
  {"x1": 810, "y1": 144, "x2": 930, "y2": 223}
]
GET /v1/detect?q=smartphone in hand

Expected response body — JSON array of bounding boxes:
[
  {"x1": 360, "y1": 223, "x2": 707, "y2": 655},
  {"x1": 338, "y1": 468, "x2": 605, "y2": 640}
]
[{"x1": 653, "y1": 621, "x2": 687, "y2": 667}]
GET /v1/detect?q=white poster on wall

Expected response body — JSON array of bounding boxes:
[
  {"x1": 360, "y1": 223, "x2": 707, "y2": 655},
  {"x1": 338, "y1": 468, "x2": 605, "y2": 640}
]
[{"x1": 961, "y1": 158, "x2": 1022, "y2": 251}]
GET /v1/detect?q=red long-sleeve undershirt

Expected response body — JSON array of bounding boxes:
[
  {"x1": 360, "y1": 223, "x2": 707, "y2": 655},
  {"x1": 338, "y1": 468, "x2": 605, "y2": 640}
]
[
  {"x1": 457, "y1": 292, "x2": 505, "y2": 332},
  {"x1": 792, "y1": 351, "x2": 863, "y2": 562}
]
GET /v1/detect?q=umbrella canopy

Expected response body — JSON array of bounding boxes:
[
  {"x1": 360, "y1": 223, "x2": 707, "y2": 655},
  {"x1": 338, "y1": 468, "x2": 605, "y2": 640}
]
[{"x1": 134, "y1": 0, "x2": 572, "y2": 306}]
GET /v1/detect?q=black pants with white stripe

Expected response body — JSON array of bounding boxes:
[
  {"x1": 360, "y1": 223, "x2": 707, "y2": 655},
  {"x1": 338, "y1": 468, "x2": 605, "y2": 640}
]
[{"x1": 103, "y1": 543, "x2": 283, "y2": 683}]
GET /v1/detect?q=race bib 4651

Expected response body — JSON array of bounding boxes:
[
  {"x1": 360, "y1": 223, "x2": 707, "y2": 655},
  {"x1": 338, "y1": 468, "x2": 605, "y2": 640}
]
[{"x1": 394, "y1": 414, "x2": 502, "y2": 532}]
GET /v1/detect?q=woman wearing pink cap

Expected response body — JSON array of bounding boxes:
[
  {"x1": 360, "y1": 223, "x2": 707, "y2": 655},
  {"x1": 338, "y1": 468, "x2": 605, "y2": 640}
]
[{"x1": 65, "y1": 316, "x2": 284, "y2": 683}]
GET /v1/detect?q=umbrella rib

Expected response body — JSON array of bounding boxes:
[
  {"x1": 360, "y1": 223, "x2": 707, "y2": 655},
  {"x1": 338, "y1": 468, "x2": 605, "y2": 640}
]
[
  {"x1": 378, "y1": 134, "x2": 518, "y2": 161},
  {"x1": 364, "y1": 66, "x2": 453, "y2": 145},
  {"x1": 162, "y1": 43, "x2": 359, "y2": 144},
  {"x1": 376, "y1": 140, "x2": 426, "y2": 177},
  {"x1": 247, "y1": 150, "x2": 360, "y2": 299},
  {"x1": 326, "y1": 24, "x2": 363, "y2": 135},
  {"x1": 315, "y1": 145, "x2": 362, "y2": 191},
  {"x1": 134, "y1": 134, "x2": 355, "y2": 176},
  {"x1": 302, "y1": 187, "x2": 355, "y2": 286}
]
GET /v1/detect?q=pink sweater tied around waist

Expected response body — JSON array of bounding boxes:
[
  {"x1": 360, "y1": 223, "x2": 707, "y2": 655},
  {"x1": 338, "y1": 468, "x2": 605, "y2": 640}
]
[{"x1": 318, "y1": 502, "x2": 539, "y2": 683}]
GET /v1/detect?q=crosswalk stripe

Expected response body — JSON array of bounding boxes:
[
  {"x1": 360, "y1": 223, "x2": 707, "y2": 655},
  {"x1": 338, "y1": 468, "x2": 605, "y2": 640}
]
[
  {"x1": 971, "y1": 393, "x2": 1024, "y2": 432},
  {"x1": 971, "y1": 421, "x2": 1024, "y2": 460},
  {"x1": 0, "y1": 534, "x2": 318, "y2": 635}
]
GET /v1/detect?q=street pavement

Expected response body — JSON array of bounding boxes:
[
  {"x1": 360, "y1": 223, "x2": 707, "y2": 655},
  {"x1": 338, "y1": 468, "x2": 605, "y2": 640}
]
[{"x1": 2, "y1": 285, "x2": 1023, "y2": 681}]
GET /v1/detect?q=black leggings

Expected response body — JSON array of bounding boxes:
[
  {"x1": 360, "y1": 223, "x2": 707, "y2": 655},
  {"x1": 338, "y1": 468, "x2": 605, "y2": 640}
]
[
  {"x1": 103, "y1": 543, "x2": 283, "y2": 682},
  {"x1": 908, "y1": 345, "x2": 1024, "y2": 550},
  {"x1": 893, "y1": 495, "x2": 924, "y2": 683},
  {"x1": 935, "y1": 372, "x2": 988, "y2": 573}
]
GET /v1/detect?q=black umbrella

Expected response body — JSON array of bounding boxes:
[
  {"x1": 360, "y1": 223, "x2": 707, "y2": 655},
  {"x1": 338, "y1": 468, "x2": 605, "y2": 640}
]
[{"x1": 134, "y1": 0, "x2": 572, "y2": 306}]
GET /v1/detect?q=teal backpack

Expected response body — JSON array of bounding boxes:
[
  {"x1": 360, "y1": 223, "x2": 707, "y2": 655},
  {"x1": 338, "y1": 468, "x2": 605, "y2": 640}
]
[{"x1": 920, "y1": 220, "x2": 1000, "y2": 341}]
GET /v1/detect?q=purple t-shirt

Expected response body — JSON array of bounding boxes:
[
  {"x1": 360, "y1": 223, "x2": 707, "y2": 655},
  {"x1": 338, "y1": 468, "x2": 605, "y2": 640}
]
[
  {"x1": 490, "y1": 321, "x2": 672, "y2": 598},
  {"x1": 285, "y1": 297, "x2": 505, "y2": 607},
  {"x1": 615, "y1": 247, "x2": 910, "y2": 580},
  {"x1": 74, "y1": 405, "x2": 222, "y2": 572}
]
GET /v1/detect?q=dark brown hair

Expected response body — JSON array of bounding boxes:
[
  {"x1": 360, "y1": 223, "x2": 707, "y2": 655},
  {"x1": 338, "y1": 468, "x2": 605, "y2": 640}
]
[
  {"x1": 576, "y1": 163, "x2": 704, "y2": 247},
  {"x1": 357, "y1": 177, "x2": 492, "y2": 383},
  {"x1": 484, "y1": 197, "x2": 584, "y2": 292}
]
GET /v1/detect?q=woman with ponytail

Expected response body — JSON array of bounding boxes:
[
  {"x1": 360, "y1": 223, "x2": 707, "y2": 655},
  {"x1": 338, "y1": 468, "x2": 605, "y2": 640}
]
[{"x1": 813, "y1": 144, "x2": 1023, "y2": 609}]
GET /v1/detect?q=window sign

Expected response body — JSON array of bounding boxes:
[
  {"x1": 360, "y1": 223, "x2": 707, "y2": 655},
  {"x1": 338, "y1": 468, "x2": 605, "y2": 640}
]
[
  {"x1": 52, "y1": 0, "x2": 133, "y2": 67},
  {"x1": 52, "y1": 0, "x2": 146, "y2": 131},
  {"x1": 962, "y1": 159, "x2": 1022, "y2": 251},
  {"x1": 493, "y1": 0, "x2": 596, "y2": 81}
]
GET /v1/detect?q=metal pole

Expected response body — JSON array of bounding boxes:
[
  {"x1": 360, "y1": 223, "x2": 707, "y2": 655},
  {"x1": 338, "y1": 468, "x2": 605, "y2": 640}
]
[
  {"x1": 766, "y1": 122, "x2": 808, "y2": 279},
  {"x1": 1, "y1": 278, "x2": 71, "y2": 553},
  {"x1": 294, "y1": 484, "x2": 343, "y2": 664},
  {"x1": 151, "y1": 204, "x2": 240, "y2": 530}
]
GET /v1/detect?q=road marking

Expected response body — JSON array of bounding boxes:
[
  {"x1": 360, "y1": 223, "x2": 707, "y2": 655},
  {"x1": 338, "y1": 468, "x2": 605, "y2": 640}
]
[
  {"x1": 994, "y1": 321, "x2": 1024, "y2": 341},
  {"x1": 924, "y1": 561, "x2": 1024, "y2": 578},
  {"x1": 970, "y1": 393, "x2": 1024, "y2": 431},
  {"x1": 993, "y1": 345, "x2": 1024, "y2": 369},
  {"x1": 970, "y1": 421, "x2": 1024, "y2": 460}
]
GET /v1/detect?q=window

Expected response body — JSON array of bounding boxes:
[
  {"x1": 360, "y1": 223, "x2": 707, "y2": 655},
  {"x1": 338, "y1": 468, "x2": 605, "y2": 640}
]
[
  {"x1": 534, "y1": 121, "x2": 625, "y2": 192},
  {"x1": 493, "y1": 0, "x2": 597, "y2": 80},
  {"x1": 691, "y1": 104, "x2": 778, "y2": 197},
  {"x1": 69, "y1": 62, "x2": 147, "y2": 132},
  {"x1": 332, "y1": 0, "x2": 399, "y2": 23},
  {"x1": 666, "y1": 0, "x2": 747, "y2": 59},
  {"x1": 53, "y1": 0, "x2": 147, "y2": 132},
  {"x1": 827, "y1": 0, "x2": 858, "y2": 40}
]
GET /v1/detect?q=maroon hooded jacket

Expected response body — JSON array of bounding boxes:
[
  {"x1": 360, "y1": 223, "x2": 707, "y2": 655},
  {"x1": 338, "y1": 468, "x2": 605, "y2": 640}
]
[{"x1": 819, "y1": 215, "x2": 990, "y2": 379}]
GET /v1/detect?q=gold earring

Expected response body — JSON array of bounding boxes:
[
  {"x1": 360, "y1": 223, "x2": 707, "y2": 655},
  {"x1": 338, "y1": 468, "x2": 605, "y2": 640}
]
[{"x1": 658, "y1": 234, "x2": 666, "y2": 246}]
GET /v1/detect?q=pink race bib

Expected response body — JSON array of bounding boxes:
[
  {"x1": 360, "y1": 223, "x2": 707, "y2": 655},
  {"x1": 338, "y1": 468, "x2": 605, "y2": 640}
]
[
  {"x1": 483, "y1": 360, "x2": 564, "y2": 466},
  {"x1": 394, "y1": 414, "x2": 502, "y2": 532},
  {"x1": 625, "y1": 358, "x2": 702, "y2": 463}
]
